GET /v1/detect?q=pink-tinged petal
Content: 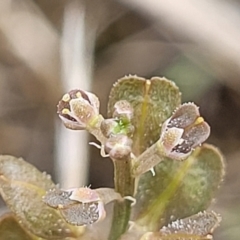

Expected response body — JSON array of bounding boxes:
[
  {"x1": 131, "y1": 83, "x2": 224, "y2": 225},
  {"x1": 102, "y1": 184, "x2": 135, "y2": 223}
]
[
  {"x1": 183, "y1": 121, "x2": 210, "y2": 149},
  {"x1": 166, "y1": 103, "x2": 200, "y2": 129},
  {"x1": 43, "y1": 187, "x2": 122, "y2": 226},
  {"x1": 104, "y1": 134, "x2": 133, "y2": 160},
  {"x1": 60, "y1": 201, "x2": 104, "y2": 226},
  {"x1": 58, "y1": 114, "x2": 85, "y2": 130},
  {"x1": 43, "y1": 188, "x2": 75, "y2": 208},
  {"x1": 160, "y1": 103, "x2": 210, "y2": 160},
  {"x1": 170, "y1": 121, "x2": 210, "y2": 159},
  {"x1": 69, "y1": 187, "x2": 101, "y2": 203},
  {"x1": 113, "y1": 100, "x2": 134, "y2": 122},
  {"x1": 57, "y1": 89, "x2": 100, "y2": 130},
  {"x1": 160, "y1": 127, "x2": 184, "y2": 153}
]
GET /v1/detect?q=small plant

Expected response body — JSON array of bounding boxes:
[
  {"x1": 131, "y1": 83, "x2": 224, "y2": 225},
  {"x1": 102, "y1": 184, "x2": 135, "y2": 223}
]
[{"x1": 0, "y1": 76, "x2": 225, "y2": 240}]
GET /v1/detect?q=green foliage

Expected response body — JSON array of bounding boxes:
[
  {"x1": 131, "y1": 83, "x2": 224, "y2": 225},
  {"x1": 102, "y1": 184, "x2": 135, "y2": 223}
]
[
  {"x1": 133, "y1": 144, "x2": 224, "y2": 230},
  {"x1": 0, "y1": 155, "x2": 83, "y2": 239},
  {"x1": 108, "y1": 76, "x2": 181, "y2": 156},
  {"x1": 0, "y1": 214, "x2": 36, "y2": 240},
  {"x1": 0, "y1": 75, "x2": 225, "y2": 240}
]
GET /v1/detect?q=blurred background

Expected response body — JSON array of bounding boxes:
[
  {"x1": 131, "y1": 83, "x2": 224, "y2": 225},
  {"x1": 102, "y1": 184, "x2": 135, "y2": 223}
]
[{"x1": 0, "y1": 0, "x2": 240, "y2": 239}]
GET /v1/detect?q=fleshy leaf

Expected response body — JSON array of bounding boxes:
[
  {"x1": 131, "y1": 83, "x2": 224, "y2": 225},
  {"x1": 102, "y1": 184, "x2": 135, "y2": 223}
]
[
  {"x1": 132, "y1": 144, "x2": 225, "y2": 231},
  {"x1": 160, "y1": 211, "x2": 221, "y2": 236},
  {"x1": 0, "y1": 213, "x2": 38, "y2": 240},
  {"x1": 0, "y1": 155, "x2": 83, "y2": 239},
  {"x1": 121, "y1": 211, "x2": 220, "y2": 240},
  {"x1": 140, "y1": 232, "x2": 213, "y2": 240},
  {"x1": 108, "y1": 75, "x2": 181, "y2": 156}
]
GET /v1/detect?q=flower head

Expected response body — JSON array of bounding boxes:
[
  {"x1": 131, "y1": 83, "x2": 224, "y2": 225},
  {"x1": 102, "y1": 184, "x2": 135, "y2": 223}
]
[
  {"x1": 160, "y1": 103, "x2": 210, "y2": 160},
  {"x1": 57, "y1": 89, "x2": 100, "y2": 130},
  {"x1": 43, "y1": 187, "x2": 105, "y2": 225},
  {"x1": 43, "y1": 187, "x2": 123, "y2": 226},
  {"x1": 113, "y1": 100, "x2": 134, "y2": 123}
]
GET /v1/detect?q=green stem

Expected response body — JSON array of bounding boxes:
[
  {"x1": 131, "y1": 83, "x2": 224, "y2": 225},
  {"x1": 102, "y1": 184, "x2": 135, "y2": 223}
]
[
  {"x1": 132, "y1": 140, "x2": 164, "y2": 177},
  {"x1": 108, "y1": 157, "x2": 135, "y2": 240},
  {"x1": 88, "y1": 114, "x2": 107, "y2": 144}
]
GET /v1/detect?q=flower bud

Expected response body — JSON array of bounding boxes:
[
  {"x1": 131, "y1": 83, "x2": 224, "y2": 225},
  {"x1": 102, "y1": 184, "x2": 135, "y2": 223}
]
[
  {"x1": 113, "y1": 100, "x2": 134, "y2": 123},
  {"x1": 100, "y1": 119, "x2": 119, "y2": 138},
  {"x1": 57, "y1": 89, "x2": 100, "y2": 130},
  {"x1": 160, "y1": 103, "x2": 210, "y2": 160},
  {"x1": 105, "y1": 134, "x2": 132, "y2": 160},
  {"x1": 100, "y1": 118, "x2": 134, "y2": 138}
]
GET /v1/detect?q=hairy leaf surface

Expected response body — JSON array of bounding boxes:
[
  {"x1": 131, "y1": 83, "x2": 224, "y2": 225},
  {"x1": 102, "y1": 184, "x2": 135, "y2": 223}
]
[
  {"x1": 108, "y1": 76, "x2": 181, "y2": 156},
  {"x1": 0, "y1": 213, "x2": 38, "y2": 240},
  {"x1": 0, "y1": 155, "x2": 82, "y2": 239},
  {"x1": 132, "y1": 145, "x2": 225, "y2": 231}
]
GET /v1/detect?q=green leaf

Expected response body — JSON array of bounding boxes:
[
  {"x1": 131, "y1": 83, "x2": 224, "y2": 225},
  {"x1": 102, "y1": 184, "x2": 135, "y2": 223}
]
[
  {"x1": 132, "y1": 144, "x2": 225, "y2": 231},
  {"x1": 0, "y1": 155, "x2": 83, "y2": 239},
  {"x1": 0, "y1": 213, "x2": 39, "y2": 240},
  {"x1": 140, "y1": 232, "x2": 213, "y2": 240},
  {"x1": 159, "y1": 211, "x2": 221, "y2": 237},
  {"x1": 108, "y1": 76, "x2": 181, "y2": 156}
]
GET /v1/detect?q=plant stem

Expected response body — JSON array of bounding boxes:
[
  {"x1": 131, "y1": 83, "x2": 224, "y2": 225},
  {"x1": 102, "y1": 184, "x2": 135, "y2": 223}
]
[
  {"x1": 132, "y1": 140, "x2": 164, "y2": 177},
  {"x1": 108, "y1": 157, "x2": 134, "y2": 240},
  {"x1": 88, "y1": 115, "x2": 107, "y2": 144}
]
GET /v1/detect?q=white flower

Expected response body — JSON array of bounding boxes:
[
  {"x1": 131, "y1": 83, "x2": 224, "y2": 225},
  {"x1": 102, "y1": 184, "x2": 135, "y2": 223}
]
[
  {"x1": 43, "y1": 187, "x2": 122, "y2": 226},
  {"x1": 57, "y1": 89, "x2": 100, "y2": 130},
  {"x1": 160, "y1": 103, "x2": 210, "y2": 160}
]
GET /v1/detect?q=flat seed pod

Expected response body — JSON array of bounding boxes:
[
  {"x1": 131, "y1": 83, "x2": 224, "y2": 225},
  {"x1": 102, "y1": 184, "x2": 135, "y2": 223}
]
[
  {"x1": 108, "y1": 76, "x2": 181, "y2": 156},
  {"x1": 132, "y1": 144, "x2": 225, "y2": 231},
  {"x1": 0, "y1": 155, "x2": 82, "y2": 239}
]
